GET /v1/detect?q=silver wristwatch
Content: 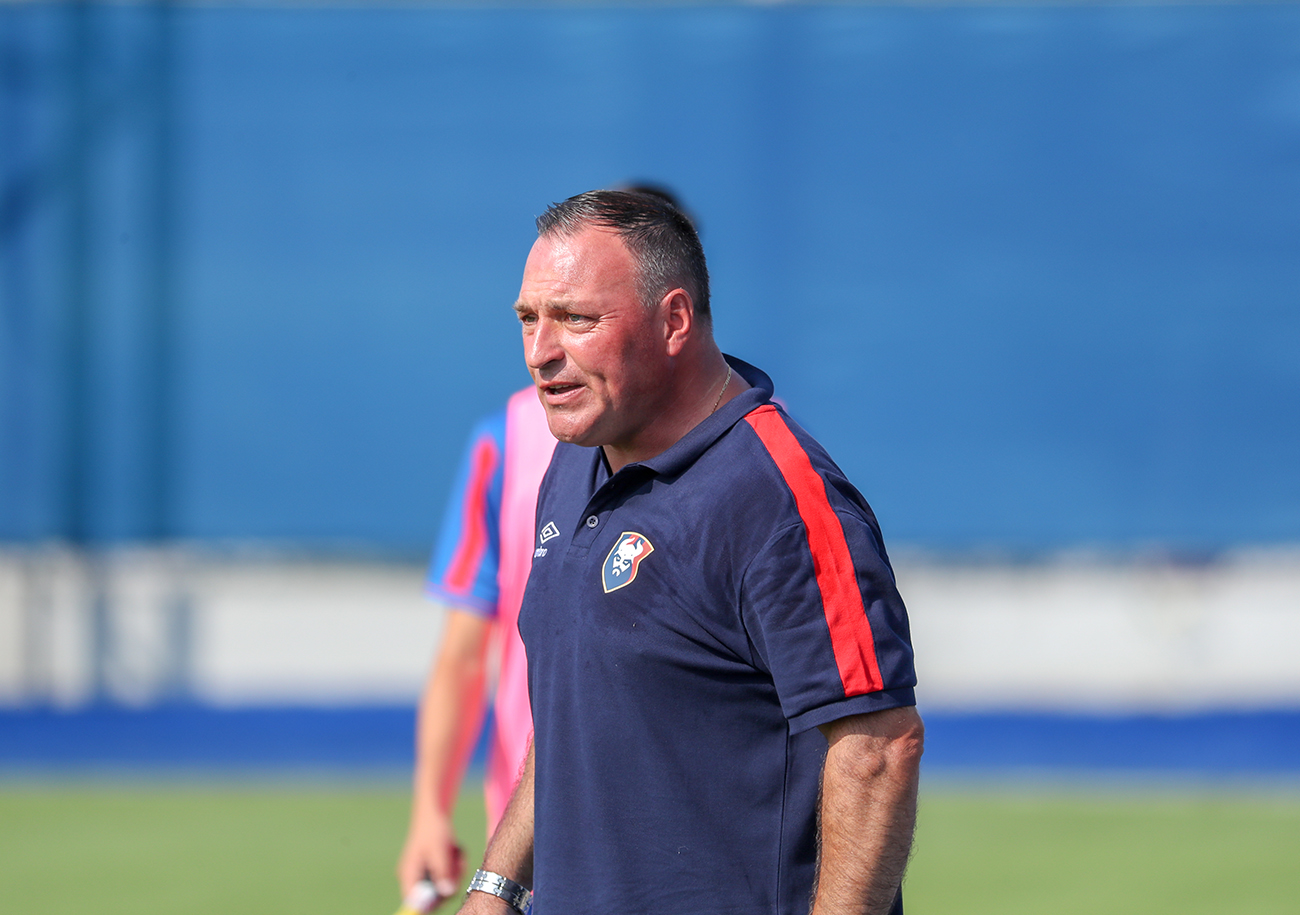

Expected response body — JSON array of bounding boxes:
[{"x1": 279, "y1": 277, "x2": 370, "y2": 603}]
[{"x1": 466, "y1": 869, "x2": 531, "y2": 915}]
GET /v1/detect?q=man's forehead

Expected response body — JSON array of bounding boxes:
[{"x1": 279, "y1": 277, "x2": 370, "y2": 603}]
[
  {"x1": 515, "y1": 263, "x2": 586, "y2": 311},
  {"x1": 536, "y1": 225, "x2": 631, "y2": 270},
  {"x1": 517, "y1": 225, "x2": 635, "y2": 304}
]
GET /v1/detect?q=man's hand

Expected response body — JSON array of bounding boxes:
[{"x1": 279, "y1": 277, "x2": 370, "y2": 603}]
[
  {"x1": 456, "y1": 890, "x2": 515, "y2": 915},
  {"x1": 813, "y1": 705, "x2": 924, "y2": 915},
  {"x1": 454, "y1": 742, "x2": 536, "y2": 915}
]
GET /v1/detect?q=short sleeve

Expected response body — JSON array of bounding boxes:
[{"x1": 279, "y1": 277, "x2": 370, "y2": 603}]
[
  {"x1": 425, "y1": 409, "x2": 506, "y2": 616},
  {"x1": 740, "y1": 513, "x2": 917, "y2": 734}
]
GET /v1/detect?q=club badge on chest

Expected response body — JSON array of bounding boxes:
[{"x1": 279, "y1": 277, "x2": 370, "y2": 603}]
[{"x1": 602, "y1": 531, "x2": 655, "y2": 593}]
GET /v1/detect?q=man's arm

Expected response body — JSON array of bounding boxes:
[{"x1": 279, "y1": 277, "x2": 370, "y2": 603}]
[
  {"x1": 812, "y1": 705, "x2": 925, "y2": 915},
  {"x1": 457, "y1": 740, "x2": 535, "y2": 914},
  {"x1": 398, "y1": 608, "x2": 493, "y2": 901}
]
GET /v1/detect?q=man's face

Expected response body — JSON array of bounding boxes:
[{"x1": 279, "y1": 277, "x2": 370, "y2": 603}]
[{"x1": 514, "y1": 225, "x2": 668, "y2": 453}]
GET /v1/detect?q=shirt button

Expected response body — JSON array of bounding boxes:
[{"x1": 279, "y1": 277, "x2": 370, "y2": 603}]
[{"x1": 585, "y1": 515, "x2": 599, "y2": 529}]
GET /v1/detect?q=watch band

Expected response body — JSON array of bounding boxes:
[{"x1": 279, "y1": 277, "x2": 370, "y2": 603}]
[{"x1": 466, "y1": 869, "x2": 531, "y2": 915}]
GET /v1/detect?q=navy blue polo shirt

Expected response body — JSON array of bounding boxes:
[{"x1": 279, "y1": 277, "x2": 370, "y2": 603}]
[{"x1": 519, "y1": 357, "x2": 916, "y2": 915}]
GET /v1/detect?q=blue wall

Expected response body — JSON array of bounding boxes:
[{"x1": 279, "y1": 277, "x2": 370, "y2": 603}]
[{"x1": 3, "y1": 3, "x2": 1299, "y2": 552}]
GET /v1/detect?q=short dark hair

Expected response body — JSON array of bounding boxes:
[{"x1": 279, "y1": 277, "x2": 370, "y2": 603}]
[{"x1": 536, "y1": 189, "x2": 711, "y2": 324}]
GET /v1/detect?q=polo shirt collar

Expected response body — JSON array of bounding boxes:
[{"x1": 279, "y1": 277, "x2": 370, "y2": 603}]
[{"x1": 629, "y1": 355, "x2": 774, "y2": 479}]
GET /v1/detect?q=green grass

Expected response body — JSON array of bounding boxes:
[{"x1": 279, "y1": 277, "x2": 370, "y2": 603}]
[
  {"x1": 906, "y1": 788, "x2": 1300, "y2": 914},
  {"x1": 0, "y1": 778, "x2": 485, "y2": 915},
  {"x1": 1, "y1": 780, "x2": 1297, "y2": 914}
]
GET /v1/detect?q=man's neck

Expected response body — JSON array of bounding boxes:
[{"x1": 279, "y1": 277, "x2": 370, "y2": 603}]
[{"x1": 602, "y1": 354, "x2": 750, "y2": 474}]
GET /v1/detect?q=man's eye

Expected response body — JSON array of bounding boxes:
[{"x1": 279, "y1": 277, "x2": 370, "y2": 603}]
[
  {"x1": 519, "y1": 313, "x2": 537, "y2": 326},
  {"x1": 566, "y1": 313, "x2": 589, "y2": 324}
]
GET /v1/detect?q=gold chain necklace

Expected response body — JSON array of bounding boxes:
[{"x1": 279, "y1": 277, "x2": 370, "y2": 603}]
[{"x1": 710, "y1": 364, "x2": 733, "y2": 415}]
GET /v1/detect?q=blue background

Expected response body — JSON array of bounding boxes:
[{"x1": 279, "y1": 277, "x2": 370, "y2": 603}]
[
  {"x1": 3, "y1": 3, "x2": 1299, "y2": 553},
  {"x1": 5, "y1": 706, "x2": 1298, "y2": 777}
]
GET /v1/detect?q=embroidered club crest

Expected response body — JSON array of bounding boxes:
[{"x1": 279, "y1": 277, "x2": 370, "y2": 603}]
[{"x1": 601, "y1": 532, "x2": 655, "y2": 593}]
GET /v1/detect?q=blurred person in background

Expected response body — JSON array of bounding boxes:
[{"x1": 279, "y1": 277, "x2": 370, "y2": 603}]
[
  {"x1": 397, "y1": 383, "x2": 554, "y2": 907},
  {"x1": 398, "y1": 186, "x2": 694, "y2": 910},
  {"x1": 458, "y1": 190, "x2": 922, "y2": 915}
]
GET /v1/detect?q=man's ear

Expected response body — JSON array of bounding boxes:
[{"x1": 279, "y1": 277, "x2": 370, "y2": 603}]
[{"x1": 662, "y1": 288, "x2": 694, "y2": 357}]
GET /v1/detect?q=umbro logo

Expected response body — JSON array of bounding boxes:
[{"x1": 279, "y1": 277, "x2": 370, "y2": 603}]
[{"x1": 539, "y1": 521, "x2": 560, "y2": 544}]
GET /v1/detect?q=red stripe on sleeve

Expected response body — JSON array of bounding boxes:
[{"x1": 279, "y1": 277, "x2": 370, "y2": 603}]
[
  {"x1": 444, "y1": 436, "x2": 500, "y2": 594},
  {"x1": 744, "y1": 405, "x2": 884, "y2": 696}
]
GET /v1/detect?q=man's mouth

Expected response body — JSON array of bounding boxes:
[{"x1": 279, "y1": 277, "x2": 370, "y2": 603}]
[{"x1": 543, "y1": 382, "x2": 582, "y2": 397}]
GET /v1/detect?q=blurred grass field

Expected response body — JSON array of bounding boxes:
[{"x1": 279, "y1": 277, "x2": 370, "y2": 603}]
[{"x1": 2, "y1": 779, "x2": 1298, "y2": 914}]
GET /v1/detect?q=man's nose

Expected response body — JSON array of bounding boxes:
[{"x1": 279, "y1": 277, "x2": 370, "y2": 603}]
[{"x1": 525, "y1": 318, "x2": 563, "y2": 371}]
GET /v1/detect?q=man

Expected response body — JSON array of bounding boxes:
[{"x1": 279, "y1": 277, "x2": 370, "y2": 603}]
[
  {"x1": 398, "y1": 186, "x2": 696, "y2": 913},
  {"x1": 460, "y1": 190, "x2": 922, "y2": 915},
  {"x1": 398, "y1": 386, "x2": 555, "y2": 907}
]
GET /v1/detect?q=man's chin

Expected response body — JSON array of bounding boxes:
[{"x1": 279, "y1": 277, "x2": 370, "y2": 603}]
[{"x1": 543, "y1": 414, "x2": 596, "y2": 448}]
